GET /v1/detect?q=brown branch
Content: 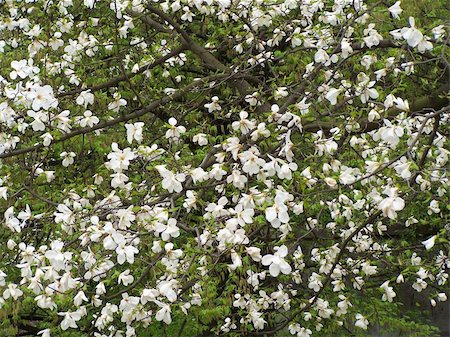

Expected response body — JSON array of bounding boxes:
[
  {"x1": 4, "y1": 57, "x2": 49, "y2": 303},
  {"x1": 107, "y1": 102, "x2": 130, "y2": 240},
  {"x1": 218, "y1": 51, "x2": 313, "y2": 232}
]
[
  {"x1": 105, "y1": 252, "x2": 163, "y2": 300},
  {"x1": 144, "y1": 5, "x2": 254, "y2": 96},
  {"x1": 0, "y1": 73, "x2": 229, "y2": 160},
  {"x1": 23, "y1": 186, "x2": 59, "y2": 206},
  {"x1": 301, "y1": 83, "x2": 449, "y2": 133},
  {"x1": 57, "y1": 45, "x2": 186, "y2": 97}
]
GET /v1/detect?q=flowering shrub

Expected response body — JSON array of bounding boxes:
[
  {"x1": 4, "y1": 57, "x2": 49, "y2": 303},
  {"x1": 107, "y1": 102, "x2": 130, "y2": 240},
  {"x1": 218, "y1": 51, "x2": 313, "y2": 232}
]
[{"x1": 0, "y1": 0, "x2": 448, "y2": 336}]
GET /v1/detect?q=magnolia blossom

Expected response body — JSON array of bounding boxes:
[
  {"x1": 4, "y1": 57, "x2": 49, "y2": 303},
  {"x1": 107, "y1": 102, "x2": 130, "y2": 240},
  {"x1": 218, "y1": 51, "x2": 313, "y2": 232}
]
[
  {"x1": 232, "y1": 111, "x2": 256, "y2": 135},
  {"x1": 373, "y1": 119, "x2": 404, "y2": 146},
  {"x1": 3, "y1": 283, "x2": 23, "y2": 300},
  {"x1": 265, "y1": 203, "x2": 289, "y2": 228},
  {"x1": 118, "y1": 269, "x2": 134, "y2": 286},
  {"x1": 155, "y1": 301, "x2": 172, "y2": 324},
  {"x1": 193, "y1": 133, "x2": 208, "y2": 146},
  {"x1": 107, "y1": 93, "x2": 127, "y2": 112},
  {"x1": 77, "y1": 110, "x2": 99, "y2": 127},
  {"x1": 380, "y1": 281, "x2": 396, "y2": 302},
  {"x1": 388, "y1": 1, "x2": 402, "y2": 19},
  {"x1": 37, "y1": 329, "x2": 51, "y2": 337},
  {"x1": 155, "y1": 165, "x2": 186, "y2": 193},
  {"x1": 60, "y1": 151, "x2": 76, "y2": 167},
  {"x1": 394, "y1": 157, "x2": 412, "y2": 179},
  {"x1": 59, "y1": 311, "x2": 82, "y2": 330},
  {"x1": 116, "y1": 242, "x2": 139, "y2": 264},
  {"x1": 325, "y1": 88, "x2": 342, "y2": 105},
  {"x1": 125, "y1": 122, "x2": 144, "y2": 144},
  {"x1": 261, "y1": 245, "x2": 292, "y2": 277},
  {"x1": 204, "y1": 96, "x2": 221, "y2": 112},
  {"x1": 378, "y1": 187, "x2": 405, "y2": 219},
  {"x1": 155, "y1": 218, "x2": 180, "y2": 241},
  {"x1": 165, "y1": 118, "x2": 186, "y2": 142},
  {"x1": 246, "y1": 247, "x2": 262, "y2": 262},
  {"x1": 400, "y1": 17, "x2": 422, "y2": 47},
  {"x1": 75, "y1": 90, "x2": 94, "y2": 107},
  {"x1": 422, "y1": 235, "x2": 437, "y2": 250},
  {"x1": 355, "y1": 314, "x2": 369, "y2": 329},
  {"x1": 10, "y1": 59, "x2": 34, "y2": 79},
  {"x1": 30, "y1": 85, "x2": 57, "y2": 111},
  {"x1": 107, "y1": 143, "x2": 135, "y2": 172}
]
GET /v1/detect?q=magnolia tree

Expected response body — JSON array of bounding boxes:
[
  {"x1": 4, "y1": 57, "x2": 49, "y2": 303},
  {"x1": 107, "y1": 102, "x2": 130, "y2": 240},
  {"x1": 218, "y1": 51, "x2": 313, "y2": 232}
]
[{"x1": 0, "y1": 0, "x2": 448, "y2": 336}]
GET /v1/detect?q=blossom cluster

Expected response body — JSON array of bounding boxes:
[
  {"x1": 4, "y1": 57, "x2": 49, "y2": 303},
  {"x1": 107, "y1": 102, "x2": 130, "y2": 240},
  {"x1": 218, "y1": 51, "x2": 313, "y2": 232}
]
[{"x1": 0, "y1": 0, "x2": 448, "y2": 336}]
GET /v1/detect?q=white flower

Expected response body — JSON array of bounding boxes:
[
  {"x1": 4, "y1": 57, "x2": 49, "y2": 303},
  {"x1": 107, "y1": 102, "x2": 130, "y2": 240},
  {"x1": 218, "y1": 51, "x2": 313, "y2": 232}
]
[
  {"x1": 325, "y1": 88, "x2": 342, "y2": 105},
  {"x1": 183, "y1": 190, "x2": 197, "y2": 212},
  {"x1": 274, "y1": 87, "x2": 288, "y2": 100},
  {"x1": 428, "y1": 200, "x2": 440, "y2": 215},
  {"x1": 297, "y1": 327, "x2": 312, "y2": 337},
  {"x1": 158, "y1": 280, "x2": 178, "y2": 302},
  {"x1": 125, "y1": 122, "x2": 144, "y2": 144},
  {"x1": 84, "y1": 0, "x2": 95, "y2": 8},
  {"x1": 108, "y1": 93, "x2": 127, "y2": 112},
  {"x1": 239, "y1": 150, "x2": 265, "y2": 175},
  {"x1": 251, "y1": 123, "x2": 270, "y2": 141},
  {"x1": 394, "y1": 157, "x2": 412, "y2": 179},
  {"x1": 76, "y1": 90, "x2": 94, "y2": 108},
  {"x1": 155, "y1": 165, "x2": 186, "y2": 193},
  {"x1": 232, "y1": 111, "x2": 256, "y2": 135},
  {"x1": 155, "y1": 218, "x2": 180, "y2": 241},
  {"x1": 380, "y1": 281, "x2": 396, "y2": 302},
  {"x1": 388, "y1": 1, "x2": 403, "y2": 19},
  {"x1": 355, "y1": 314, "x2": 369, "y2": 329},
  {"x1": 3, "y1": 283, "x2": 23, "y2": 300},
  {"x1": 393, "y1": 97, "x2": 410, "y2": 111},
  {"x1": 432, "y1": 25, "x2": 445, "y2": 40},
  {"x1": 364, "y1": 24, "x2": 383, "y2": 47},
  {"x1": 401, "y1": 17, "x2": 423, "y2": 48},
  {"x1": 116, "y1": 242, "x2": 139, "y2": 264},
  {"x1": 74, "y1": 291, "x2": 88, "y2": 306},
  {"x1": 265, "y1": 203, "x2": 289, "y2": 228},
  {"x1": 45, "y1": 240, "x2": 69, "y2": 271},
  {"x1": 27, "y1": 110, "x2": 47, "y2": 131},
  {"x1": 204, "y1": 96, "x2": 221, "y2": 112},
  {"x1": 246, "y1": 247, "x2": 262, "y2": 262},
  {"x1": 422, "y1": 235, "x2": 437, "y2": 250},
  {"x1": 181, "y1": 6, "x2": 195, "y2": 22},
  {"x1": 373, "y1": 119, "x2": 404, "y2": 146},
  {"x1": 437, "y1": 293, "x2": 447, "y2": 302},
  {"x1": 165, "y1": 118, "x2": 186, "y2": 142},
  {"x1": 77, "y1": 110, "x2": 99, "y2": 127},
  {"x1": 227, "y1": 170, "x2": 247, "y2": 189},
  {"x1": 314, "y1": 49, "x2": 329, "y2": 64},
  {"x1": 324, "y1": 177, "x2": 337, "y2": 188},
  {"x1": 37, "y1": 329, "x2": 51, "y2": 337},
  {"x1": 228, "y1": 250, "x2": 242, "y2": 271},
  {"x1": 59, "y1": 311, "x2": 82, "y2": 330},
  {"x1": 54, "y1": 204, "x2": 74, "y2": 225},
  {"x1": 31, "y1": 85, "x2": 57, "y2": 111},
  {"x1": 358, "y1": 81, "x2": 379, "y2": 103},
  {"x1": 40, "y1": 133, "x2": 53, "y2": 146},
  {"x1": 60, "y1": 151, "x2": 76, "y2": 167},
  {"x1": 10, "y1": 60, "x2": 29, "y2": 79},
  {"x1": 308, "y1": 272, "x2": 323, "y2": 292},
  {"x1": 261, "y1": 245, "x2": 292, "y2": 277},
  {"x1": 193, "y1": 133, "x2": 208, "y2": 146},
  {"x1": 232, "y1": 204, "x2": 254, "y2": 227},
  {"x1": 245, "y1": 93, "x2": 259, "y2": 106},
  {"x1": 155, "y1": 301, "x2": 172, "y2": 324},
  {"x1": 118, "y1": 269, "x2": 134, "y2": 286},
  {"x1": 107, "y1": 143, "x2": 135, "y2": 172},
  {"x1": 378, "y1": 188, "x2": 405, "y2": 219}
]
